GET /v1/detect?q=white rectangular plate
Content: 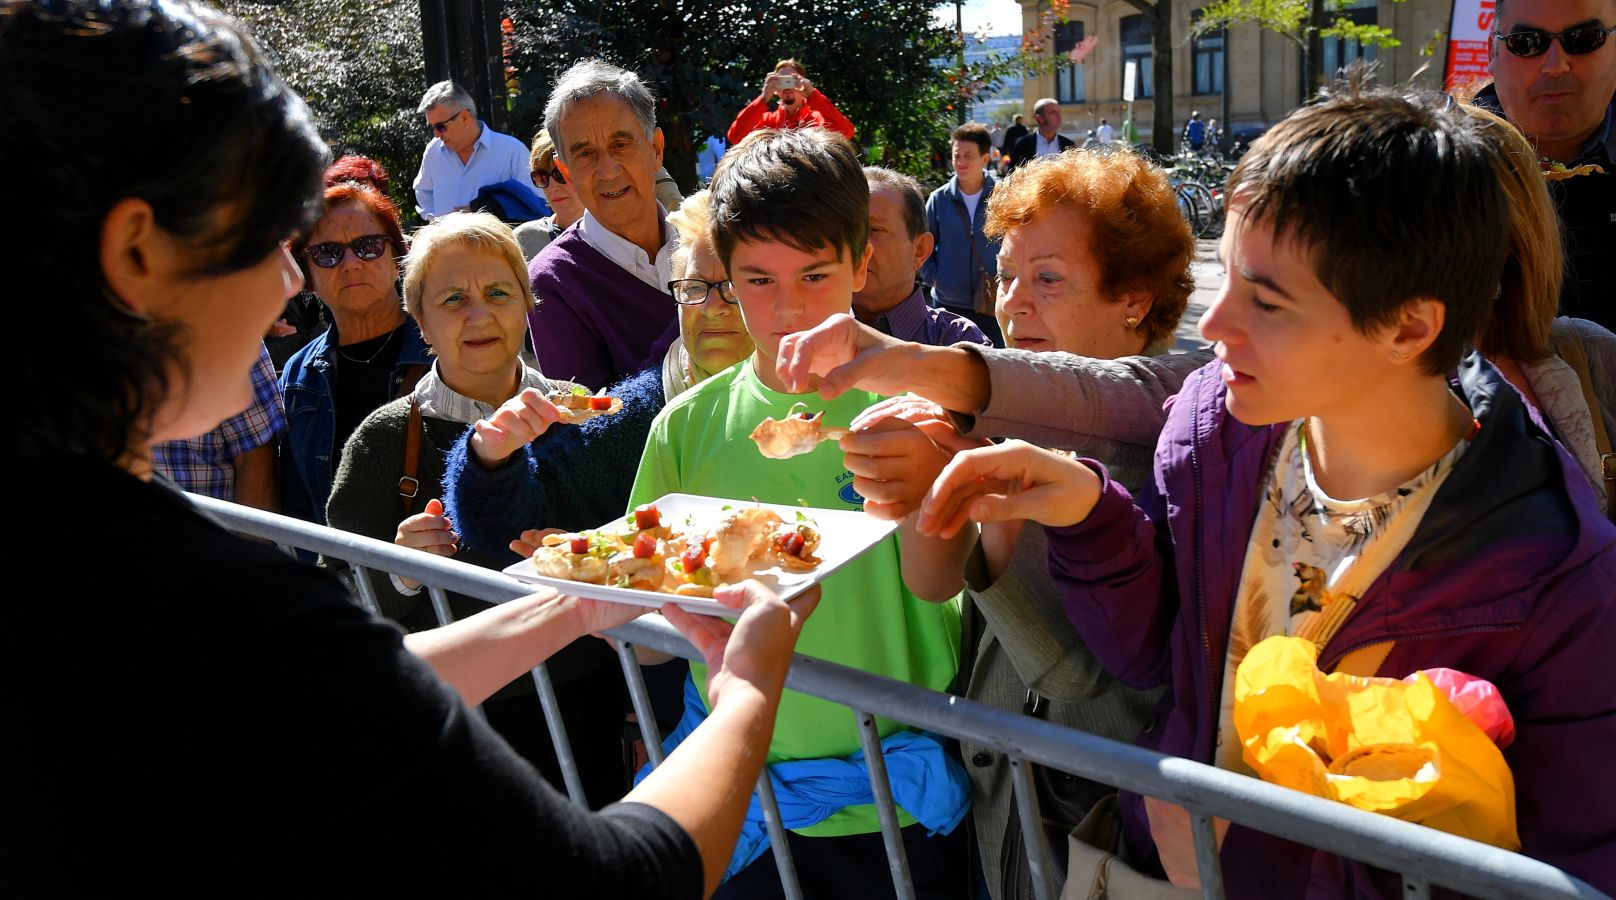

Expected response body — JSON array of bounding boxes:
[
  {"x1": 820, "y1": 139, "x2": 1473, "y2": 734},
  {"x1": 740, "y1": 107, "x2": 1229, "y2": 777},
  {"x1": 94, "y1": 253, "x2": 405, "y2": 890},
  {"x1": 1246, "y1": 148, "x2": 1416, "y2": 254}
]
[{"x1": 500, "y1": 493, "x2": 897, "y2": 616}]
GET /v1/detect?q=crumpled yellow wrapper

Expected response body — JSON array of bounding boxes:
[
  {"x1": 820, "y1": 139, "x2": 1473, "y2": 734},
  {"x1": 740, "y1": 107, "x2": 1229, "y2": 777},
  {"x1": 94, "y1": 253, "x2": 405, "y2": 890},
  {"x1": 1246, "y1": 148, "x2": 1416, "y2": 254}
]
[{"x1": 1233, "y1": 636, "x2": 1519, "y2": 850}]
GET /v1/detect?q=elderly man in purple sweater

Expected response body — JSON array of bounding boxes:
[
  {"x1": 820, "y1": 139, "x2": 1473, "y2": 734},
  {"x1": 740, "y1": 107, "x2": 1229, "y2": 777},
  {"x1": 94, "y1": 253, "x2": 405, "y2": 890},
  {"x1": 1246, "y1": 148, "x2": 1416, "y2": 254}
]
[
  {"x1": 854, "y1": 167, "x2": 991, "y2": 350},
  {"x1": 528, "y1": 59, "x2": 681, "y2": 391}
]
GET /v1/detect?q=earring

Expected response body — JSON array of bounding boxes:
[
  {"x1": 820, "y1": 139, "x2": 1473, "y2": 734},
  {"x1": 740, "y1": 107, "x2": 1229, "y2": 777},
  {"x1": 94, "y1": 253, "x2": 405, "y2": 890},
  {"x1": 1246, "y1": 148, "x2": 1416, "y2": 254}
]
[
  {"x1": 1390, "y1": 349, "x2": 1409, "y2": 361},
  {"x1": 1124, "y1": 316, "x2": 1139, "y2": 330}
]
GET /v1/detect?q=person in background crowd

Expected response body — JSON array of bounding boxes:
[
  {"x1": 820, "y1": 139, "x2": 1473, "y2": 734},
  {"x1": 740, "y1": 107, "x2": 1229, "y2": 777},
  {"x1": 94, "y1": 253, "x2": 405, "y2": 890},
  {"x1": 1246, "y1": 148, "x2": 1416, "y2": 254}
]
[
  {"x1": 152, "y1": 342, "x2": 283, "y2": 510},
  {"x1": 1206, "y1": 117, "x2": 1222, "y2": 151},
  {"x1": 839, "y1": 146, "x2": 1194, "y2": 900},
  {"x1": 1010, "y1": 98, "x2": 1073, "y2": 170},
  {"x1": 855, "y1": 166, "x2": 990, "y2": 349},
  {"x1": 697, "y1": 133, "x2": 727, "y2": 184},
  {"x1": 280, "y1": 178, "x2": 430, "y2": 525},
  {"x1": 1000, "y1": 112, "x2": 1028, "y2": 170},
  {"x1": 922, "y1": 83, "x2": 1616, "y2": 897},
  {"x1": 513, "y1": 129, "x2": 584, "y2": 261},
  {"x1": 1123, "y1": 115, "x2": 1141, "y2": 145},
  {"x1": 528, "y1": 59, "x2": 681, "y2": 392},
  {"x1": 1476, "y1": 0, "x2": 1616, "y2": 328},
  {"x1": 10, "y1": 3, "x2": 819, "y2": 897},
  {"x1": 726, "y1": 57, "x2": 855, "y2": 144},
  {"x1": 1097, "y1": 117, "x2": 1114, "y2": 145},
  {"x1": 925, "y1": 123, "x2": 1004, "y2": 345},
  {"x1": 1182, "y1": 110, "x2": 1206, "y2": 153},
  {"x1": 412, "y1": 80, "x2": 542, "y2": 221},
  {"x1": 1465, "y1": 103, "x2": 1616, "y2": 515},
  {"x1": 325, "y1": 212, "x2": 627, "y2": 806},
  {"x1": 269, "y1": 158, "x2": 395, "y2": 369}
]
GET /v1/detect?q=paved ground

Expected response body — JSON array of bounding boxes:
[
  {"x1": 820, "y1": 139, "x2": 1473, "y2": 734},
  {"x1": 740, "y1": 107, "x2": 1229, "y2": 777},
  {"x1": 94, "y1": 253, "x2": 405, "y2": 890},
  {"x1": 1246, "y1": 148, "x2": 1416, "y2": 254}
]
[{"x1": 1174, "y1": 237, "x2": 1221, "y2": 352}]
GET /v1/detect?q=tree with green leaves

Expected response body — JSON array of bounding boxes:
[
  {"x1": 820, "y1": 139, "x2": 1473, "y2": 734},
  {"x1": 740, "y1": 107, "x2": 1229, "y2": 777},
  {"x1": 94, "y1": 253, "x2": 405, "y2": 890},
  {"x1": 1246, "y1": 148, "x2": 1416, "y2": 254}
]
[
  {"x1": 218, "y1": 0, "x2": 427, "y2": 214},
  {"x1": 1123, "y1": 0, "x2": 1176, "y2": 156},
  {"x1": 1193, "y1": 0, "x2": 1406, "y2": 103}
]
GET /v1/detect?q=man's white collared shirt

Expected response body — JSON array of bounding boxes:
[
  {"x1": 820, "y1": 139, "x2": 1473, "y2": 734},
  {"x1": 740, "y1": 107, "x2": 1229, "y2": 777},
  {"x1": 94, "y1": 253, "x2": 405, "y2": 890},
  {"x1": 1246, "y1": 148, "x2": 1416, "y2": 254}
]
[
  {"x1": 576, "y1": 207, "x2": 679, "y2": 291},
  {"x1": 412, "y1": 121, "x2": 538, "y2": 220},
  {"x1": 1035, "y1": 132, "x2": 1063, "y2": 157}
]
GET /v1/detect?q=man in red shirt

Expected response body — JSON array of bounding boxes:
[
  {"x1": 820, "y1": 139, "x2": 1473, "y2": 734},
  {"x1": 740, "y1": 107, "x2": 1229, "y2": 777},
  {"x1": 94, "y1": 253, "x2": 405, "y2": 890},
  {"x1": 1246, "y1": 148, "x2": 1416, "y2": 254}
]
[{"x1": 727, "y1": 58, "x2": 856, "y2": 144}]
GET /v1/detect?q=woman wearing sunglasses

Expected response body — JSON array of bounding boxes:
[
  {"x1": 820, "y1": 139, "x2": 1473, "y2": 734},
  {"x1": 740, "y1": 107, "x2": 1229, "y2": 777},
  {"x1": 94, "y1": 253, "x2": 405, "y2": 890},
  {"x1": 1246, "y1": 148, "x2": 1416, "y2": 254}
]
[
  {"x1": 514, "y1": 128, "x2": 586, "y2": 261},
  {"x1": 279, "y1": 176, "x2": 432, "y2": 525}
]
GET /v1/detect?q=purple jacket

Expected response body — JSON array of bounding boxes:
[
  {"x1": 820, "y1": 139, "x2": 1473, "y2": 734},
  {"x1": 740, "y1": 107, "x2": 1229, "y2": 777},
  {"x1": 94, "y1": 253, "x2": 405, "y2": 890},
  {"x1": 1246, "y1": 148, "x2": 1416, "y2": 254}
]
[{"x1": 1048, "y1": 354, "x2": 1616, "y2": 897}]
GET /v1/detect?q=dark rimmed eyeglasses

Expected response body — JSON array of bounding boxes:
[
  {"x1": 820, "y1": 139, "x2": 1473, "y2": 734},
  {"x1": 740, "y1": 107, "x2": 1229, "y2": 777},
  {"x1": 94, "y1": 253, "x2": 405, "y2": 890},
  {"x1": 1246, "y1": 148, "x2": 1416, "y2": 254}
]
[
  {"x1": 429, "y1": 108, "x2": 463, "y2": 134},
  {"x1": 304, "y1": 234, "x2": 391, "y2": 268},
  {"x1": 668, "y1": 278, "x2": 739, "y2": 306},
  {"x1": 1494, "y1": 24, "x2": 1616, "y2": 58},
  {"x1": 532, "y1": 166, "x2": 567, "y2": 189}
]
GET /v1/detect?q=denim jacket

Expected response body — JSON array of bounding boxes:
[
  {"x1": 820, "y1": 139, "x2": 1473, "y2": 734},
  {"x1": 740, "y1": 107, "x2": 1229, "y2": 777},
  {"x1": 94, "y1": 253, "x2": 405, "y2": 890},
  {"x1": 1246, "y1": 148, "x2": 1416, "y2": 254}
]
[
  {"x1": 278, "y1": 321, "x2": 431, "y2": 525},
  {"x1": 921, "y1": 173, "x2": 998, "y2": 311}
]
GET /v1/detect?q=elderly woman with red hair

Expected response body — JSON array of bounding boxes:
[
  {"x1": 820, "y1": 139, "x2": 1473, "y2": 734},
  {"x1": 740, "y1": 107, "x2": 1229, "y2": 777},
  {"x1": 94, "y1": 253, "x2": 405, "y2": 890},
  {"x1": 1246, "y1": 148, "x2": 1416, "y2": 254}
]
[{"x1": 279, "y1": 175, "x2": 431, "y2": 524}]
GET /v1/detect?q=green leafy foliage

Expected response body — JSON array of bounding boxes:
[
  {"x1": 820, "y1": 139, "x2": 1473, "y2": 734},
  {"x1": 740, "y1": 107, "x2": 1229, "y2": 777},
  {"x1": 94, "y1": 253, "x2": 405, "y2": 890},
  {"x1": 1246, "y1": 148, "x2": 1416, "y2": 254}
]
[
  {"x1": 217, "y1": 0, "x2": 427, "y2": 214},
  {"x1": 1194, "y1": 0, "x2": 1406, "y2": 99}
]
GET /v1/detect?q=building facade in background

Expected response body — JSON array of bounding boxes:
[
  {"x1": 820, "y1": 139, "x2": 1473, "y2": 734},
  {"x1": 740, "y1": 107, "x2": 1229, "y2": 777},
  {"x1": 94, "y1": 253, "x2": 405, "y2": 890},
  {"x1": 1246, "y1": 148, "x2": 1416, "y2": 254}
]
[{"x1": 1013, "y1": 0, "x2": 1457, "y2": 143}]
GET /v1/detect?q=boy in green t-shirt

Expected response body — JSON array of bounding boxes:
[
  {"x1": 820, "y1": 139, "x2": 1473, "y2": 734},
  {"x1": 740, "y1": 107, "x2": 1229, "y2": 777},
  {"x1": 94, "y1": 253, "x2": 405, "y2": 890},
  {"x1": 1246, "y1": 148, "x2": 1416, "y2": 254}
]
[{"x1": 628, "y1": 128, "x2": 968, "y2": 897}]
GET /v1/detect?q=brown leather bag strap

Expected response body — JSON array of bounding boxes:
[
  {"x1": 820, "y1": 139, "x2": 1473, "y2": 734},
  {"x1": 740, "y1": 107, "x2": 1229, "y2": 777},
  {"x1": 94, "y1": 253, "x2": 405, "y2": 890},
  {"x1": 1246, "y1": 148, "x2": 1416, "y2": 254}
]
[
  {"x1": 399, "y1": 395, "x2": 423, "y2": 517},
  {"x1": 952, "y1": 196, "x2": 986, "y2": 275}
]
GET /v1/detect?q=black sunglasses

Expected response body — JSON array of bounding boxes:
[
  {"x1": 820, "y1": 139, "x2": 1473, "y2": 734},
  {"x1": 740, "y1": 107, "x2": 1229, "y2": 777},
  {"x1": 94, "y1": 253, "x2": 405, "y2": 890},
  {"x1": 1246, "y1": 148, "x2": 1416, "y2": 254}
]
[
  {"x1": 1495, "y1": 24, "x2": 1616, "y2": 57},
  {"x1": 429, "y1": 108, "x2": 463, "y2": 134},
  {"x1": 667, "y1": 278, "x2": 739, "y2": 306},
  {"x1": 532, "y1": 166, "x2": 567, "y2": 189},
  {"x1": 305, "y1": 234, "x2": 391, "y2": 269}
]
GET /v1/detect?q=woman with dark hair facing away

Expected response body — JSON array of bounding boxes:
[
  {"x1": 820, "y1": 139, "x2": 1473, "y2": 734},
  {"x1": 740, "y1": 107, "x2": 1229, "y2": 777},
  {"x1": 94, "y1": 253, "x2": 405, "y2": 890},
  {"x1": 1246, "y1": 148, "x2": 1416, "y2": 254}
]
[
  {"x1": 278, "y1": 176, "x2": 431, "y2": 525},
  {"x1": 5, "y1": 2, "x2": 816, "y2": 896}
]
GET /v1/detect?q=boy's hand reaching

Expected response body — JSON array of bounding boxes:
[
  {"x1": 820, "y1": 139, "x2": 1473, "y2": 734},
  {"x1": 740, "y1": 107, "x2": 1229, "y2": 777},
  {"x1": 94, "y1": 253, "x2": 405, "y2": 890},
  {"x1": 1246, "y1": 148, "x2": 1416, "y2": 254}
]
[
  {"x1": 917, "y1": 440, "x2": 1103, "y2": 538},
  {"x1": 840, "y1": 418, "x2": 954, "y2": 521}
]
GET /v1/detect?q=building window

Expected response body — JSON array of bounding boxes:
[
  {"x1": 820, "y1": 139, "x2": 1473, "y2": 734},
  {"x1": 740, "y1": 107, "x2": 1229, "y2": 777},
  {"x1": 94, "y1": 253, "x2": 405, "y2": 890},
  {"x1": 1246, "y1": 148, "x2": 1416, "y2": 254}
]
[
  {"x1": 1321, "y1": 0, "x2": 1379, "y2": 77},
  {"x1": 1192, "y1": 11, "x2": 1224, "y2": 96},
  {"x1": 1120, "y1": 14, "x2": 1153, "y2": 99},
  {"x1": 1054, "y1": 20, "x2": 1087, "y2": 103}
]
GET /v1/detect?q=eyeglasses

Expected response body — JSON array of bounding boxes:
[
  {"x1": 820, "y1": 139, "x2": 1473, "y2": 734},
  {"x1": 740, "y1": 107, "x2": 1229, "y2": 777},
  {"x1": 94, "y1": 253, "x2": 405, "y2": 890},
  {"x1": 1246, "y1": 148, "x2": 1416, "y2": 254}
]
[
  {"x1": 532, "y1": 166, "x2": 567, "y2": 189},
  {"x1": 304, "y1": 234, "x2": 391, "y2": 268},
  {"x1": 667, "y1": 278, "x2": 739, "y2": 306},
  {"x1": 1494, "y1": 24, "x2": 1616, "y2": 58},
  {"x1": 429, "y1": 108, "x2": 463, "y2": 134}
]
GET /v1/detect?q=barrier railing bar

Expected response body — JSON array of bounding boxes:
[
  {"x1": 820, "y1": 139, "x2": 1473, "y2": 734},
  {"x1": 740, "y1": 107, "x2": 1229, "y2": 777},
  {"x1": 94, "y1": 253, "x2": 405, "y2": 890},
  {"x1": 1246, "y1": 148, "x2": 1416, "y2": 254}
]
[
  {"x1": 1406, "y1": 877, "x2": 1432, "y2": 900},
  {"x1": 426, "y1": 584, "x2": 455, "y2": 628},
  {"x1": 348, "y1": 562, "x2": 382, "y2": 617},
  {"x1": 275, "y1": 541, "x2": 296, "y2": 558},
  {"x1": 617, "y1": 642, "x2": 665, "y2": 769},
  {"x1": 530, "y1": 662, "x2": 587, "y2": 808},
  {"x1": 755, "y1": 770, "x2": 805, "y2": 900},
  {"x1": 188, "y1": 497, "x2": 1609, "y2": 900},
  {"x1": 1007, "y1": 755, "x2": 1057, "y2": 900},
  {"x1": 1190, "y1": 811, "x2": 1225, "y2": 899},
  {"x1": 854, "y1": 709, "x2": 917, "y2": 900}
]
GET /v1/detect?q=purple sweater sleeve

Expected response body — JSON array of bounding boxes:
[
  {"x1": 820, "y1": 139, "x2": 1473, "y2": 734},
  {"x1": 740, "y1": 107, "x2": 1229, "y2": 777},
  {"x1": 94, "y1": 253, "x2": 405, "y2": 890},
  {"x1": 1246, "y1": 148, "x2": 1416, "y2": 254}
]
[
  {"x1": 529, "y1": 259, "x2": 614, "y2": 391},
  {"x1": 1044, "y1": 461, "x2": 1179, "y2": 691}
]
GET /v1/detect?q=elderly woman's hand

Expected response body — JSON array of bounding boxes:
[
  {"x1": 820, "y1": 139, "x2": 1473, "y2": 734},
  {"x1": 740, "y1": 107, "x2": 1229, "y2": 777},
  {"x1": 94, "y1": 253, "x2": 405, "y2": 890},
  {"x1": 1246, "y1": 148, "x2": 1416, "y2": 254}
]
[
  {"x1": 775, "y1": 313, "x2": 913, "y2": 399},
  {"x1": 852, "y1": 394, "x2": 989, "y2": 457},
  {"x1": 469, "y1": 387, "x2": 565, "y2": 466},
  {"x1": 395, "y1": 498, "x2": 459, "y2": 590}
]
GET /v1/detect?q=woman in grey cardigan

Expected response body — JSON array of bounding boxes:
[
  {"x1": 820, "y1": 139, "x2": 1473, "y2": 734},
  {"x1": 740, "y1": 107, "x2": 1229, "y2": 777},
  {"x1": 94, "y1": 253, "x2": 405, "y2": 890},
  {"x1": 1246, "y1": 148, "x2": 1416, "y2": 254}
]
[{"x1": 798, "y1": 149, "x2": 1205, "y2": 900}]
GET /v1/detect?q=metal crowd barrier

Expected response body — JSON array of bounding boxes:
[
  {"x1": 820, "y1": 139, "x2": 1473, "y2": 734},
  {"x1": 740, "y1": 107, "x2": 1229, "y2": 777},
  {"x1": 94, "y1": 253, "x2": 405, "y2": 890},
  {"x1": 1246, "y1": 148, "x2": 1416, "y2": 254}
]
[{"x1": 189, "y1": 495, "x2": 1609, "y2": 900}]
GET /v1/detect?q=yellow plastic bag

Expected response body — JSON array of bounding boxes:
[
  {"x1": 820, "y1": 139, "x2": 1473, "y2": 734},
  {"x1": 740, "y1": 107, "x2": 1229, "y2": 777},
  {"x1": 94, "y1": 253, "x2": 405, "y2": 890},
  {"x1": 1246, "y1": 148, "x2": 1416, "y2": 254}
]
[{"x1": 1232, "y1": 635, "x2": 1519, "y2": 850}]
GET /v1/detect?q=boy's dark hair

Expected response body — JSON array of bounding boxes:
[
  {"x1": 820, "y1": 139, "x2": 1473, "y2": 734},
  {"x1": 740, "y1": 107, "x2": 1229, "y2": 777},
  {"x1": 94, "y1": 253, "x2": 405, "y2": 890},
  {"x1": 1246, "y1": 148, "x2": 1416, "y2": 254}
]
[
  {"x1": 952, "y1": 122, "x2": 992, "y2": 156},
  {"x1": 709, "y1": 128, "x2": 869, "y2": 269},
  {"x1": 1228, "y1": 77, "x2": 1507, "y2": 375},
  {"x1": 863, "y1": 167, "x2": 926, "y2": 241}
]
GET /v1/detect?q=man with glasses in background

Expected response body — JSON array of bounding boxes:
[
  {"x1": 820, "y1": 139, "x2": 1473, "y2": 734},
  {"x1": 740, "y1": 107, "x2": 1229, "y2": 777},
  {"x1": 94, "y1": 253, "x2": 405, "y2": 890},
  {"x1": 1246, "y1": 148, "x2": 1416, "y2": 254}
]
[
  {"x1": 412, "y1": 81, "x2": 540, "y2": 221},
  {"x1": 1479, "y1": 0, "x2": 1616, "y2": 326}
]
